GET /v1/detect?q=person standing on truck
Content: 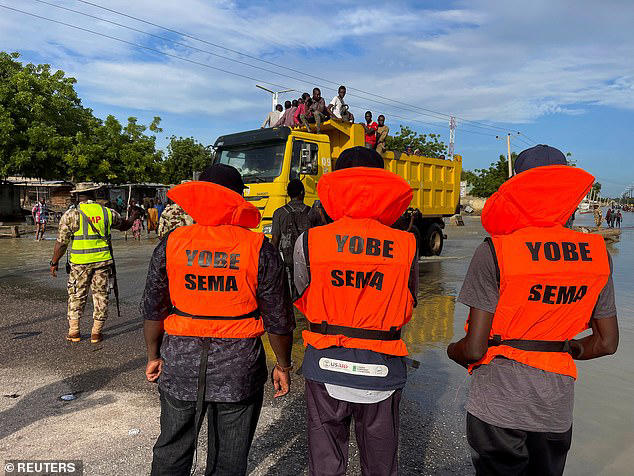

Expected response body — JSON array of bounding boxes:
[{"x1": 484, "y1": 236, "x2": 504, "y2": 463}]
[
  {"x1": 294, "y1": 146, "x2": 419, "y2": 476},
  {"x1": 142, "y1": 164, "x2": 295, "y2": 476},
  {"x1": 362, "y1": 111, "x2": 378, "y2": 149},
  {"x1": 447, "y1": 145, "x2": 619, "y2": 476},
  {"x1": 301, "y1": 88, "x2": 328, "y2": 134},
  {"x1": 49, "y1": 184, "x2": 140, "y2": 343},
  {"x1": 375, "y1": 114, "x2": 389, "y2": 155},
  {"x1": 271, "y1": 179, "x2": 310, "y2": 292},
  {"x1": 261, "y1": 104, "x2": 284, "y2": 128},
  {"x1": 328, "y1": 85, "x2": 354, "y2": 123}
]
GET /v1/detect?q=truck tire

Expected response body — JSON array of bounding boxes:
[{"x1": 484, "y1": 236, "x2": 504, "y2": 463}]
[{"x1": 421, "y1": 223, "x2": 444, "y2": 256}]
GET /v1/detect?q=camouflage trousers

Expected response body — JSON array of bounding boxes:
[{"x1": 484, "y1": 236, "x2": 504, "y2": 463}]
[{"x1": 67, "y1": 262, "x2": 111, "y2": 334}]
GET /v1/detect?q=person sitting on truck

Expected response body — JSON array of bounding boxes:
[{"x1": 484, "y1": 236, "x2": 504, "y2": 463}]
[
  {"x1": 294, "y1": 94, "x2": 310, "y2": 127},
  {"x1": 301, "y1": 88, "x2": 328, "y2": 134},
  {"x1": 362, "y1": 111, "x2": 378, "y2": 149},
  {"x1": 271, "y1": 179, "x2": 310, "y2": 293},
  {"x1": 261, "y1": 104, "x2": 284, "y2": 128},
  {"x1": 375, "y1": 114, "x2": 389, "y2": 155},
  {"x1": 328, "y1": 85, "x2": 354, "y2": 123},
  {"x1": 274, "y1": 100, "x2": 297, "y2": 127}
]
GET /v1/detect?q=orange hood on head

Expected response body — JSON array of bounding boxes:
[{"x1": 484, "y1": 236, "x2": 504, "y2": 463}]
[
  {"x1": 167, "y1": 181, "x2": 261, "y2": 228},
  {"x1": 318, "y1": 167, "x2": 413, "y2": 225},
  {"x1": 481, "y1": 165, "x2": 594, "y2": 236}
]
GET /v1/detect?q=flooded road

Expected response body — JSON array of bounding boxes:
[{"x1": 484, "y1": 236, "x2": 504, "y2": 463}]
[{"x1": 0, "y1": 213, "x2": 632, "y2": 475}]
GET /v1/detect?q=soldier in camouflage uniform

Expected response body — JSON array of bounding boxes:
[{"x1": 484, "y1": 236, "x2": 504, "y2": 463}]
[
  {"x1": 157, "y1": 201, "x2": 193, "y2": 238},
  {"x1": 49, "y1": 185, "x2": 139, "y2": 343}
]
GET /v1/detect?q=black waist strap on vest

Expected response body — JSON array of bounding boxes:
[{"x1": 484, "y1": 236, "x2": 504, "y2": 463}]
[
  {"x1": 309, "y1": 321, "x2": 401, "y2": 341},
  {"x1": 488, "y1": 335, "x2": 572, "y2": 354},
  {"x1": 172, "y1": 307, "x2": 260, "y2": 320}
]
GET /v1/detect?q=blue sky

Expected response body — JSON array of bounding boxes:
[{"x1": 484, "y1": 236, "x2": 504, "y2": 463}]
[{"x1": 1, "y1": 0, "x2": 632, "y2": 196}]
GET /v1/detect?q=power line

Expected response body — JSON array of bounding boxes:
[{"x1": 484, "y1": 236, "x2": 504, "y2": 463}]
[
  {"x1": 9, "y1": 2, "x2": 498, "y2": 142},
  {"x1": 28, "y1": 0, "x2": 467, "y2": 125},
  {"x1": 70, "y1": 0, "x2": 515, "y2": 133}
]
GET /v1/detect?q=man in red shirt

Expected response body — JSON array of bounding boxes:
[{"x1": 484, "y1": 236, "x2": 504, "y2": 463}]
[{"x1": 362, "y1": 111, "x2": 378, "y2": 149}]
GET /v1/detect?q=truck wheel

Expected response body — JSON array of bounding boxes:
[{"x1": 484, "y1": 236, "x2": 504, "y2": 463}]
[{"x1": 421, "y1": 223, "x2": 444, "y2": 256}]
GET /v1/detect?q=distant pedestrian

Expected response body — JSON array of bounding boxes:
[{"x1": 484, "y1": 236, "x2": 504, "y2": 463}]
[
  {"x1": 616, "y1": 210, "x2": 622, "y2": 228},
  {"x1": 129, "y1": 200, "x2": 142, "y2": 241},
  {"x1": 362, "y1": 111, "x2": 378, "y2": 149},
  {"x1": 32, "y1": 197, "x2": 48, "y2": 241},
  {"x1": 147, "y1": 200, "x2": 158, "y2": 234},
  {"x1": 49, "y1": 184, "x2": 139, "y2": 343},
  {"x1": 448, "y1": 145, "x2": 618, "y2": 476},
  {"x1": 271, "y1": 179, "x2": 310, "y2": 291},
  {"x1": 606, "y1": 208, "x2": 613, "y2": 227},
  {"x1": 261, "y1": 104, "x2": 284, "y2": 128},
  {"x1": 116, "y1": 195, "x2": 124, "y2": 213},
  {"x1": 155, "y1": 199, "x2": 165, "y2": 220},
  {"x1": 593, "y1": 205, "x2": 602, "y2": 227}
]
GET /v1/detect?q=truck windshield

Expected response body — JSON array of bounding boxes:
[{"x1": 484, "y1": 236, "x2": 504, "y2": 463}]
[{"x1": 217, "y1": 143, "x2": 285, "y2": 183}]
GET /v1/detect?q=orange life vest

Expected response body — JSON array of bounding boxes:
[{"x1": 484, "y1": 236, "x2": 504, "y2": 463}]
[
  {"x1": 163, "y1": 181, "x2": 265, "y2": 338},
  {"x1": 467, "y1": 166, "x2": 610, "y2": 378},
  {"x1": 295, "y1": 167, "x2": 416, "y2": 356}
]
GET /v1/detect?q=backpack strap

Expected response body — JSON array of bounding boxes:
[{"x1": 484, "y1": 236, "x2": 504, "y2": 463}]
[{"x1": 484, "y1": 237, "x2": 500, "y2": 289}]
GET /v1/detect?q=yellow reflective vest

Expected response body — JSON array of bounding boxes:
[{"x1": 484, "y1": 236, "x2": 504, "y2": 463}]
[{"x1": 70, "y1": 203, "x2": 113, "y2": 264}]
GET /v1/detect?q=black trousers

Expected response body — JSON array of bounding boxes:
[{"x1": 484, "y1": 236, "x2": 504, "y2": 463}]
[
  {"x1": 151, "y1": 388, "x2": 264, "y2": 476},
  {"x1": 467, "y1": 413, "x2": 572, "y2": 476},
  {"x1": 305, "y1": 380, "x2": 401, "y2": 476}
]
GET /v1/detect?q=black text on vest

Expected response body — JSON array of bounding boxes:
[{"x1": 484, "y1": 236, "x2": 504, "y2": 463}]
[
  {"x1": 185, "y1": 249, "x2": 240, "y2": 269},
  {"x1": 184, "y1": 274, "x2": 238, "y2": 292},
  {"x1": 527, "y1": 284, "x2": 588, "y2": 304},
  {"x1": 330, "y1": 270, "x2": 384, "y2": 291},
  {"x1": 335, "y1": 235, "x2": 394, "y2": 258},
  {"x1": 525, "y1": 242, "x2": 592, "y2": 261}
]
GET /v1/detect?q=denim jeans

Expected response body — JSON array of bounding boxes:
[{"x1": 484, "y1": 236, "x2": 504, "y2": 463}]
[{"x1": 151, "y1": 387, "x2": 264, "y2": 476}]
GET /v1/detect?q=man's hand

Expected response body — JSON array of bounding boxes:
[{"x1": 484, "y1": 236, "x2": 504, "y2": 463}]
[
  {"x1": 271, "y1": 367, "x2": 290, "y2": 398},
  {"x1": 146, "y1": 358, "x2": 163, "y2": 382},
  {"x1": 50, "y1": 264, "x2": 58, "y2": 278}
]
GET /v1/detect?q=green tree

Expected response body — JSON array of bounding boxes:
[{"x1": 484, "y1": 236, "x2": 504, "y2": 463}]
[
  {"x1": 162, "y1": 136, "x2": 213, "y2": 183},
  {"x1": 0, "y1": 51, "x2": 94, "y2": 179},
  {"x1": 592, "y1": 182, "x2": 602, "y2": 194},
  {"x1": 384, "y1": 125, "x2": 448, "y2": 157},
  {"x1": 463, "y1": 153, "x2": 517, "y2": 197}
]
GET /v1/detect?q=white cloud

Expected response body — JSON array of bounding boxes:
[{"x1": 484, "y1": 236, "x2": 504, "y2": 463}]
[{"x1": 0, "y1": 0, "x2": 632, "y2": 127}]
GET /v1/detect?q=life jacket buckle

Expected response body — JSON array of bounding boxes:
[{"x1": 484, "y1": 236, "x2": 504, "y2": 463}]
[
  {"x1": 490, "y1": 334, "x2": 503, "y2": 346},
  {"x1": 562, "y1": 339, "x2": 571, "y2": 354},
  {"x1": 320, "y1": 320, "x2": 329, "y2": 335}
]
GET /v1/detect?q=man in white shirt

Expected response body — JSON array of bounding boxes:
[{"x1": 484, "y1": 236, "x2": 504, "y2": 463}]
[
  {"x1": 328, "y1": 85, "x2": 354, "y2": 122},
  {"x1": 261, "y1": 104, "x2": 284, "y2": 128}
]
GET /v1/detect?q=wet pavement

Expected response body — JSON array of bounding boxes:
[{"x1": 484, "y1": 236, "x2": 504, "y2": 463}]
[{"x1": 0, "y1": 213, "x2": 632, "y2": 475}]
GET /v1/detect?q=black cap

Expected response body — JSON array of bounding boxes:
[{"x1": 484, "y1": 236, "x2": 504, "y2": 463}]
[
  {"x1": 514, "y1": 145, "x2": 567, "y2": 174},
  {"x1": 199, "y1": 163, "x2": 246, "y2": 194},
  {"x1": 334, "y1": 146, "x2": 384, "y2": 171},
  {"x1": 287, "y1": 179, "x2": 304, "y2": 198}
]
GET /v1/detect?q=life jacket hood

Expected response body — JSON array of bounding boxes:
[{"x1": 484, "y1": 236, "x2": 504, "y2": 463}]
[
  {"x1": 318, "y1": 167, "x2": 413, "y2": 225},
  {"x1": 481, "y1": 165, "x2": 594, "y2": 236},
  {"x1": 168, "y1": 181, "x2": 261, "y2": 228}
]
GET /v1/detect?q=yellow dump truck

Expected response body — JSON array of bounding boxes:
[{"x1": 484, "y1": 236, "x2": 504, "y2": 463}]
[{"x1": 214, "y1": 120, "x2": 461, "y2": 255}]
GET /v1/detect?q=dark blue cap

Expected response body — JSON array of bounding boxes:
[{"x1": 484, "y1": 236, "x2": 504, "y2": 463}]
[
  {"x1": 199, "y1": 163, "x2": 246, "y2": 194},
  {"x1": 334, "y1": 146, "x2": 384, "y2": 171},
  {"x1": 514, "y1": 145, "x2": 567, "y2": 174}
]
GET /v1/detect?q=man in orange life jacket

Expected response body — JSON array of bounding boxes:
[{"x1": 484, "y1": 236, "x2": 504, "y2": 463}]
[
  {"x1": 447, "y1": 145, "x2": 619, "y2": 476},
  {"x1": 141, "y1": 164, "x2": 295, "y2": 476},
  {"x1": 294, "y1": 147, "x2": 419, "y2": 476}
]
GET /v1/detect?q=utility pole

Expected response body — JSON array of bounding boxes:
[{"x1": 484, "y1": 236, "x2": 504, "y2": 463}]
[
  {"x1": 448, "y1": 116, "x2": 456, "y2": 159},
  {"x1": 256, "y1": 85, "x2": 295, "y2": 111},
  {"x1": 496, "y1": 133, "x2": 514, "y2": 178}
]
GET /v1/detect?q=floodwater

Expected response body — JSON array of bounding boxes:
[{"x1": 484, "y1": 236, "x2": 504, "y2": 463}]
[{"x1": 0, "y1": 211, "x2": 633, "y2": 475}]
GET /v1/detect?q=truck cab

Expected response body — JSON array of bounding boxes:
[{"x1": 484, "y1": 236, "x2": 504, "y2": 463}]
[{"x1": 214, "y1": 120, "x2": 461, "y2": 255}]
